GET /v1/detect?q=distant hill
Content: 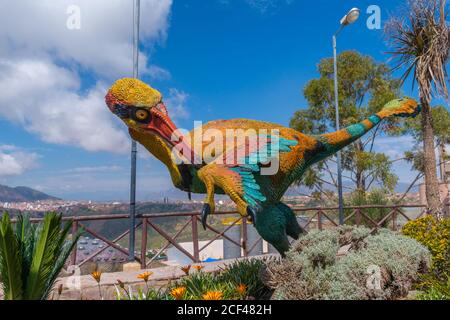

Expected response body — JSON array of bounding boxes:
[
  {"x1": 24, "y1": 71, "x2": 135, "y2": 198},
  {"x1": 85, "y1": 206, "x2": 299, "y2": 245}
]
[{"x1": 0, "y1": 185, "x2": 59, "y2": 202}]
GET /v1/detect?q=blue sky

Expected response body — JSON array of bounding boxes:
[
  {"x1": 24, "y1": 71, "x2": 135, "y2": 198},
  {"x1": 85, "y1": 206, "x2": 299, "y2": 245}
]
[{"x1": 0, "y1": 0, "x2": 442, "y2": 201}]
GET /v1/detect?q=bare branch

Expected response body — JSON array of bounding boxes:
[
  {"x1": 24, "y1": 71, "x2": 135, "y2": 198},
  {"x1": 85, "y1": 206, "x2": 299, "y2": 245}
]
[{"x1": 394, "y1": 172, "x2": 424, "y2": 204}]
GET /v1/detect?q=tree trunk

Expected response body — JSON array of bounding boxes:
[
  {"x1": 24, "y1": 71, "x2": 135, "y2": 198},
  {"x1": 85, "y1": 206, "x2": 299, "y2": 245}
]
[
  {"x1": 420, "y1": 95, "x2": 444, "y2": 219},
  {"x1": 355, "y1": 141, "x2": 366, "y2": 193}
]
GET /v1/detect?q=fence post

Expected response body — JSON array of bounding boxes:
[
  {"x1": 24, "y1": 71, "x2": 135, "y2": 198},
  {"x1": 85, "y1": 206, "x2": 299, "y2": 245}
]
[
  {"x1": 191, "y1": 215, "x2": 200, "y2": 262},
  {"x1": 355, "y1": 209, "x2": 361, "y2": 226},
  {"x1": 141, "y1": 217, "x2": 148, "y2": 269},
  {"x1": 392, "y1": 209, "x2": 397, "y2": 231},
  {"x1": 317, "y1": 210, "x2": 323, "y2": 230},
  {"x1": 242, "y1": 216, "x2": 248, "y2": 257},
  {"x1": 71, "y1": 220, "x2": 78, "y2": 266}
]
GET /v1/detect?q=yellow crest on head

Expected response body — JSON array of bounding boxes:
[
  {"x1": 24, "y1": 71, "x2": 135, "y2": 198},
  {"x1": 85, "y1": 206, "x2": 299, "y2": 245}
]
[{"x1": 109, "y1": 78, "x2": 162, "y2": 107}]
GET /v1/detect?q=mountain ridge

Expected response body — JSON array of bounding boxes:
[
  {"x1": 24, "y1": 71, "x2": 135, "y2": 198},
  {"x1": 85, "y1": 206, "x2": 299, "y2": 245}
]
[{"x1": 0, "y1": 184, "x2": 60, "y2": 202}]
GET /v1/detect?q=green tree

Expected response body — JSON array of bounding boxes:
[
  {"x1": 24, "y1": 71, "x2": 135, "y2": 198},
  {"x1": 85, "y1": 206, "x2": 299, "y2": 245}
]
[
  {"x1": 403, "y1": 106, "x2": 450, "y2": 144},
  {"x1": 290, "y1": 51, "x2": 402, "y2": 202},
  {"x1": 0, "y1": 212, "x2": 80, "y2": 300},
  {"x1": 385, "y1": 0, "x2": 449, "y2": 218},
  {"x1": 397, "y1": 106, "x2": 450, "y2": 203}
]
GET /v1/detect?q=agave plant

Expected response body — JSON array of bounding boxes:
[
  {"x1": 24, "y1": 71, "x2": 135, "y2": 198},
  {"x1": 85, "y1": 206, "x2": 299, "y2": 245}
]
[{"x1": 0, "y1": 212, "x2": 80, "y2": 300}]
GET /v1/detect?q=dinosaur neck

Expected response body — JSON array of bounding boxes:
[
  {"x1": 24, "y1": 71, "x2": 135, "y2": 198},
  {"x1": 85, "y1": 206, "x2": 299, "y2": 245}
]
[{"x1": 129, "y1": 129, "x2": 184, "y2": 188}]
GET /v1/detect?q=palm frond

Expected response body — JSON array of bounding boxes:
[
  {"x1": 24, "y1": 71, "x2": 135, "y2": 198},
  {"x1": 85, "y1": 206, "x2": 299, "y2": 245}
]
[
  {"x1": 0, "y1": 212, "x2": 80, "y2": 300},
  {"x1": 42, "y1": 220, "x2": 81, "y2": 299},
  {"x1": 15, "y1": 214, "x2": 36, "y2": 288},
  {"x1": 385, "y1": 0, "x2": 449, "y2": 101},
  {"x1": 24, "y1": 212, "x2": 64, "y2": 300},
  {"x1": 0, "y1": 213, "x2": 23, "y2": 300}
]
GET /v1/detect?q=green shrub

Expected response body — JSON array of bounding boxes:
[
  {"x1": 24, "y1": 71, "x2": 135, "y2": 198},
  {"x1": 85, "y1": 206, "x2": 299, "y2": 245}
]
[
  {"x1": 217, "y1": 258, "x2": 272, "y2": 299},
  {"x1": 402, "y1": 215, "x2": 450, "y2": 300},
  {"x1": 114, "y1": 284, "x2": 170, "y2": 300},
  {"x1": 416, "y1": 273, "x2": 450, "y2": 300},
  {"x1": 265, "y1": 226, "x2": 430, "y2": 300},
  {"x1": 402, "y1": 215, "x2": 449, "y2": 276}
]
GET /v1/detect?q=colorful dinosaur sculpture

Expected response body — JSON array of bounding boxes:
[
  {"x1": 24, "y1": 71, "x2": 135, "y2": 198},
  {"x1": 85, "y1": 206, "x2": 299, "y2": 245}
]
[{"x1": 105, "y1": 78, "x2": 420, "y2": 255}]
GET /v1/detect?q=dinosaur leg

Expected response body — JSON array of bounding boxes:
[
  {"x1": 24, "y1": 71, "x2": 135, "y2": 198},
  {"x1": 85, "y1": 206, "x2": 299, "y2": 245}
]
[
  {"x1": 267, "y1": 234, "x2": 290, "y2": 257},
  {"x1": 197, "y1": 164, "x2": 249, "y2": 229},
  {"x1": 276, "y1": 202, "x2": 304, "y2": 240},
  {"x1": 254, "y1": 204, "x2": 290, "y2": 257},
  {"x1": 199, "y1": 174, "x2": 216, "y2": 230}
]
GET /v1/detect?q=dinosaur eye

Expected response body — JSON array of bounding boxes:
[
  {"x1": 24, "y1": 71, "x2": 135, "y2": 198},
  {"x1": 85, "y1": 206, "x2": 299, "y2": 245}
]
[{"x1": 135, "y1": 109, "x2": 149, "y2": 121}]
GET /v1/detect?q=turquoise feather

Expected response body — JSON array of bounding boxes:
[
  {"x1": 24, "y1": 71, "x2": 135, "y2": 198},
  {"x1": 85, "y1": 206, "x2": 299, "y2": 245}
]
[
  {"x1": 228, "y1": 135, "x2": 297, "y2": 210},
  {"x1": 243, "y1": 182, "x2": 260, "y2": 190},
  {"x1": 243, "y1": 195, "x2": 258, "y2": 207}
]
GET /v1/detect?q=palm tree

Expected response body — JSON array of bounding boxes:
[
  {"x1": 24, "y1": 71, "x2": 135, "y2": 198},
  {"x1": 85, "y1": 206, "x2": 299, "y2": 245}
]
[
  {"x1": 0, "y1": 212, "x2": 80, "y2": 300},
  {"x1": 385, "y1": 0, "x2": 450, "y2": 218}
]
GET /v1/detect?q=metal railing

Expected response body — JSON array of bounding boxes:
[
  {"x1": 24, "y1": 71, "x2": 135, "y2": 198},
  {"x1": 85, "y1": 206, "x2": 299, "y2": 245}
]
[{"x1": 17, "y1": 204, "x2": 429, "y2": 269}]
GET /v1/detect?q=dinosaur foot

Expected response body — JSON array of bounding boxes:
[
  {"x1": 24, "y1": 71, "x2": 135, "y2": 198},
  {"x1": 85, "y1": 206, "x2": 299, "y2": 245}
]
[{"x1": 201, "y1": 203, "x2": 211, "y2": 230}]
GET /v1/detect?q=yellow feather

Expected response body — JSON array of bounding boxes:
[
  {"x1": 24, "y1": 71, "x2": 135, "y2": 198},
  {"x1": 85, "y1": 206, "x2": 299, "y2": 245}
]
[{"x1": 110, "y1": 78, "x2": 162, "y2": 107}]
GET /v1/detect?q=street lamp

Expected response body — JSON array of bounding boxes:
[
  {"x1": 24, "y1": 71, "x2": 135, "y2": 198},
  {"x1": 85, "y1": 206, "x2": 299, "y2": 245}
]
[
  {"x1": 333, "y1": 7, "x2": 360, "y2": 225},
  {"x1": 129, "y1": 0, "x2": 140, "y2": 262},
  {"x1": 340, "y1": 7, "x2": 360, "y2": 26}
]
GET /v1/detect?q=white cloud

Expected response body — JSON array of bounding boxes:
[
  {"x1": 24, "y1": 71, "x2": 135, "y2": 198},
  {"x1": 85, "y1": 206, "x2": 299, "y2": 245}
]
[
  {"x1": 28, "y1": 164, "x2": 174, "y2": 200},
  {"x1": 0, "y1": 145, "x2": 39, "y2": 176},
  {"x1": 373, "y1": 135, "x2": 416, "y2": 160},
  {"x1": 0, "y1": 0, "x2": 172, "y2": 79},
  {"x1": 245, "y1": 0, "x2": 294, "y2": 13},
  {"x1": 0, "y1": 0, "x2": 173, "y2": 153},
  {"x1": 371, "y1": 135, "x2": 422, "y2": 184},
  {"x1": 64, "y1": 165, "x2": 123, "y2": 173},
  {"x1": 165, "y1": 88, "x2": 189, "y2": 119},
  {"x1": 0, "y1": 59, "x2": 130, "y2": 153}
]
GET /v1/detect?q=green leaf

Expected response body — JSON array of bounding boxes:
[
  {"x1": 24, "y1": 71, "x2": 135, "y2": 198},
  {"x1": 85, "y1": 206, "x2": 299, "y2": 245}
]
[
  {"x1": 24, "y1": 212, "x2": 63, "y2": 300},
  {"x1": 15, "y1": 214, "x2": 36, "y2": 288},
  {"x1": 0, "y1": 212, "x2": 23, "y2": 300},
  {"x1": 42, "y1": 220, "x2": 81, "y2": 299}
]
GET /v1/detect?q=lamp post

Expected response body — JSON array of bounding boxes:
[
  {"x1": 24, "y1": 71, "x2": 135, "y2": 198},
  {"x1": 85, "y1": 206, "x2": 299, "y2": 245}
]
[
  {"x1": 333, "y1": 7, "x2": 360, "y2": 225},
  {"x1": 129, "y1": 0, "x2": 140, "y2": 262}
]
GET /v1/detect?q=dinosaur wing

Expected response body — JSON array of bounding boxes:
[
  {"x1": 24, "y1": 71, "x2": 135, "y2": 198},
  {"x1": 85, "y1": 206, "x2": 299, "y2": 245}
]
[{"x1": 217, "y1": 134, "x2": 298, "y2": 210}]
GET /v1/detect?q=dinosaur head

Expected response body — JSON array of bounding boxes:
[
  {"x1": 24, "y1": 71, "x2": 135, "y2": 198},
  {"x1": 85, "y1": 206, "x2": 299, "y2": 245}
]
[{"x1": 105, "y1": 78, "x2": 180, "y2": 146}]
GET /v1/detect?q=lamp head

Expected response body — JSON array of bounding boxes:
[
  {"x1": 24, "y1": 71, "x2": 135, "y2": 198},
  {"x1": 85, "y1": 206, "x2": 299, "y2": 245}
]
[{"x1": 340, "y1": 7, "x2": 360, "y2": 26}]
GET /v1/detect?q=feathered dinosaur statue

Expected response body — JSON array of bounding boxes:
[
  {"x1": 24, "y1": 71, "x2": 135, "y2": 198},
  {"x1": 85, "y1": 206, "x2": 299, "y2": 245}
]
[{"x1": 105, "y1": 78, "x2": 420, "y2": 255}]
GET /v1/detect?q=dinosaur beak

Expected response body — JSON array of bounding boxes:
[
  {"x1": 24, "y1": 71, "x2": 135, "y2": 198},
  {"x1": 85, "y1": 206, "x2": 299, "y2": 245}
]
[
  {"x1": 146, "y1": 104, "x2": 179, "y2": 144},
  {"x1": 147, "y1": 104, "x2": 196, "y2": 164}
]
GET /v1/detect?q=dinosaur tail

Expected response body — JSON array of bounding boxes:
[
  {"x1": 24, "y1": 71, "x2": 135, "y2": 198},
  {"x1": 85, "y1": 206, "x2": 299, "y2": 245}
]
[
  {"x1": 319, "y1": 97, "x2": 420, "y2": 152},
  {"x1": 359, "y1": 97, "x2": 421, "y2": 131},
  {"x1": 376, "y1": 97, "x2": 421, "y2": 120}
]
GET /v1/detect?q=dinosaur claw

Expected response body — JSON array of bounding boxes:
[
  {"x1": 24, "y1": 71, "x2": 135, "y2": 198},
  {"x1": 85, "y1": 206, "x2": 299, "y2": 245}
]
[
  {"x1": 247, "y1": 206, "x2": 257, "y2": 225},
  {"x1": 201, "y1": 203, "x2": 211, "y2": 230}
]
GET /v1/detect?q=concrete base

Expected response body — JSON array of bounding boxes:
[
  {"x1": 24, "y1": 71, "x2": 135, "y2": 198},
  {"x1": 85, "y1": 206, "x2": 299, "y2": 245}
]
[{"x1": 122, "y1": 261, "x2": 141, "y2": 272}]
